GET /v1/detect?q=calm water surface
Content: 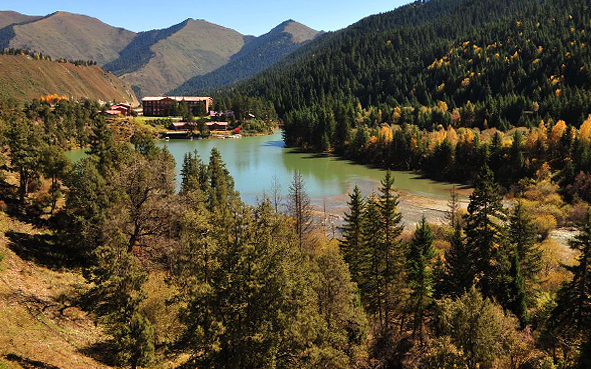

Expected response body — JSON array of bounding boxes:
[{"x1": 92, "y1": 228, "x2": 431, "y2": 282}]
[{"x1": 67, "y1": 132, "x2": 462, "y2": 205}]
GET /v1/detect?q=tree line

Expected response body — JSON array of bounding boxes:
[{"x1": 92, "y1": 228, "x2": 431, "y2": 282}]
[{"x1": 2, "y1": 47, "x2": 98, "y2": 66}]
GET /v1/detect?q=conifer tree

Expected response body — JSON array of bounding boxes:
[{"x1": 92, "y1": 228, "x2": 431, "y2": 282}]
[
  {"x1": 406, "y1": 216, "x2": 435, "y2": 342},
  {"x1": 464, "y1": 165, "x2": 509, "y2": 301},
  {"x1": 359, "y1": 195, "x2": 386, "y2": 330},
  {"x1": 180, "y1": 150, "x2": 207, "y2": 195},
  {"x1": 88, "y1": 117, "x2": 116, "y2": 174},
  {"x1": 88, "y1": 241, "x2": 155, "y2": 369},
  {"x1": 287, "y1": 170, "x2": 313, "y2": 252},
  {"x1": 443, "y1": 223, "x2": 473, "y2": 297},
  {"x1": 508, "y1": 251, "x2": 529, "y2": 328},
  {"x1": 6, "y1": 119, "x2": 43, "y2": 201},
  {"x1": 377, "y1": 171, "x2": 404, "y2": 334},
  {"x1": 551, "y1": 208, "x2": 591, "y2": 343},
  {"x1": 207, "y1": 147, "x2": 236, "y2": 211},
  {"x1": 509, "y1": 200, "x2": 542, "y2": 281},
  {"x1": 340, "y1": 185, "x2": 365, "y2": 283}
]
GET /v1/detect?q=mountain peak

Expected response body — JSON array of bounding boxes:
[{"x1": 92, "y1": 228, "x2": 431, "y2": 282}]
[{"x1": 273, "y1": 19, "x2": 320, "y2": 43}]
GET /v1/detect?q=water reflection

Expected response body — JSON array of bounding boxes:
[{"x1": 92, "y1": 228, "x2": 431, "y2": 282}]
[{"x1": 68, "y1": 131, "x2": 464, "y2": 206}]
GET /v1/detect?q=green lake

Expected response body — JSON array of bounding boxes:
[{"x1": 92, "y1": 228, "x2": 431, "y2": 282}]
[
  {"x1": 66, "y1": 131, "x2": 470, "y2": 225},
  {"x1": 67, "y1": 131, "x2": 465, "y2": 212},
  {"x1": 163, "y1": 131, "x2": 464, "y2": 204}
]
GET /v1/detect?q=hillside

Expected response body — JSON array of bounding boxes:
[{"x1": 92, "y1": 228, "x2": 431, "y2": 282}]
[
  {"x1": 0, "y1": 211, "x2": 110, "y2": 369},
  {"x1": 0, "y1": 10, "x2": 321, "y2": 97},
  {"x1": 0, "y1": 11, "x2": 136, "y2": 65},
  {"x1": 0, "y1": 11, "x2": 41, "y2": 29},
  {"x1": 0, "y1": 54, "x2": 138, "y2": 104},
  {"x1": 170, "y1": 20, "x2": 321, "y2": 95},
  {"x1": 107, "y1": 19, "x2": 248, "y2": 97},
  {"x1": 238, "y1": 0, "x2": 591, "y2": 147}
]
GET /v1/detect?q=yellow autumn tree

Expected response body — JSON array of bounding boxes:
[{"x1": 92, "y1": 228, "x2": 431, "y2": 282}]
[
  {"x1": 446, "y1": 126, "x2": 458, "y2": 146},
  {"x1": 550, "y1": 120, "x2": 567, "y2": 145},
  {"x1": 392, "y1": 107, "x2": 402, "y2": 124},
  {"x1": 379, "y1": 125, "x2": 393, "y2": 143},
  {"x1": 580, "y1": 115, "x2": 591, "y2": 143}
]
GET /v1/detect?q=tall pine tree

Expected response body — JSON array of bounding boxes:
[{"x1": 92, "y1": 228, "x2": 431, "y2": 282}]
[
  {"x1": 464, "y1": 165, "x2": 509, "y2": 302},
  {"x1": 405, "y1": 216, "x2": 435, "y2": 343},
  {"x1": 551, "y1": 208, "x2": 591, "y2": 345},
  {"x1": 377, "y1": 171, "x2": 404, "y2": 335},
  {"x1": 340, "y1": 185, "x2": 365, "y2": 283}
]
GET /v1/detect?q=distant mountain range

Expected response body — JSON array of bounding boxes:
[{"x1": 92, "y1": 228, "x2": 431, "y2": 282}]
[{"x1": 0, "y1": 11, "x2": 321, "y2": 97}]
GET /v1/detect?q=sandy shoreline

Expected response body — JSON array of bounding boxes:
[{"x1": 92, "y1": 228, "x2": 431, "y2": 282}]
[{"x1": 309, "y1": 182, "x2": 471, "y2": 231}]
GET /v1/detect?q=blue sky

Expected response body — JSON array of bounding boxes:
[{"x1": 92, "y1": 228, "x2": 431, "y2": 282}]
[{"x1": 1, "y1": 0, "x2": 411, "y2": 35}]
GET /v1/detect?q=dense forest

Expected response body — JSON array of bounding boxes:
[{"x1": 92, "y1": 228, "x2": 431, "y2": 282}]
[
  {"x1": 0, "y1": 97, "x2": 590, "y2": 368},
  {"x1": 235, "y1": 0, "x2": 591, "y2": 188}
]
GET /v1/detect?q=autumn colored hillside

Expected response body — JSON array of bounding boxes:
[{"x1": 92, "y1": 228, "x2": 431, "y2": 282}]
[{"x1": 0, "y1": 54, "x2": 137, "y2": 104}]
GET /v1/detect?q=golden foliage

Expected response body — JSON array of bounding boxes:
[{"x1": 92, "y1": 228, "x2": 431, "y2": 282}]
[
  {"x1": 40, "y1": 94, "x2": 68, "y2": 104},
  {"x1": 379, "y1": 125, "x2": 393, "y2": 143},
  {"x1": 579, "y1": 114, "x2": 591, "y2": 142},
  {"x1": 550, "y1": 120, "x2": 567, "y2": 145}
]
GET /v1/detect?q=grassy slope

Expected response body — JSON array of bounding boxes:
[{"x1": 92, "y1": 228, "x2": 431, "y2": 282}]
[
  {"x1": 0, "y1": 211, "x2": 109, "y2": 369},
  {"x1": 0, "y1": 55, "x2": 138, "y2": 104},
  {"x1": 283, "y1": 20, "x2": 321, "y2": 43},
  {"x1": 7, "y1": 11, "x2": 136, "y2": 65},
  {"x1": 119, "y1": 20, "x2": 246, "y2": 96},
  {"x1": 0, "y1": 11, "x2": 41, "y2": 29}
]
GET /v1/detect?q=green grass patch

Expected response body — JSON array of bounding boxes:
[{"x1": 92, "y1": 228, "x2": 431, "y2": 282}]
[{"x1": 0, "y1": 359, "x2": 8, "y2": 369}]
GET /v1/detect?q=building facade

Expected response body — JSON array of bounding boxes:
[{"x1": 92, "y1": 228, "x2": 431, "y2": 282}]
[{"x1": 142, "y1": 96, "x2": 213, "y2": 117}]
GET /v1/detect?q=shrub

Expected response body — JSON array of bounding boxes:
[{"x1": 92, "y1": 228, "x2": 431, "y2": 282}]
[{"x1": 534, "y1": 214, "x2": 557, "y2": 241}]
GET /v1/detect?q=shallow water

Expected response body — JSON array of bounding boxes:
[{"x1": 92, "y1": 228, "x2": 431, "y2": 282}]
[{"x1": 66, "y1": 132, "x2": 465, "y2": 207}]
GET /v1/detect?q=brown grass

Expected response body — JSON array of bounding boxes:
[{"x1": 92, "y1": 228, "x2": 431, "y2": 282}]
[
  {"x1": 0, "y1": 211, "x2": 109, "y2": 369},
  {"x1": 0, "y1": 55, "x2": 137, "y2": 105}
]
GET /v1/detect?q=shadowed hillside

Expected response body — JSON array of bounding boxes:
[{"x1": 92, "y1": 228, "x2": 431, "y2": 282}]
[{"x1": 170, "y1": 19, "x2": 321, "y2": 95}]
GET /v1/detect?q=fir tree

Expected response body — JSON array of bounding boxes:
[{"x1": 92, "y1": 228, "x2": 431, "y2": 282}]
[
  {"x1": 340, "y1": 185, "x2": 365, "y2": 283},
  {"x1": 443, "y1": 223, "x2": 473, "y2": 297},
  {"x1": 377, "y1": 170, "x2": 404, "y2": 335},
  {"x1": 359, "y1": 194, "x2": 386, "y2": 330},
  {"x1": 551, "y1": 208, "x2": 591, "y2": 342},
  {"x1": 508, "y1": 251, "x2": 529, "y2": 328},
  {"x1": 287, "y1": 170, "x2": 313, "y2": 252},
  {"x1": 464, "y1": 165, "x2": 509, "y2": 301},
  {"x1": 509, "y1": 200, "x2": 542, "y2": 281},
  {"x1": 405, "y1": 216, "x2": 435, "y2": 343}
]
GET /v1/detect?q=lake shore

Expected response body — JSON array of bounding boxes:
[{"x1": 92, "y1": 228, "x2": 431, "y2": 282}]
[{"x1": 308, "y1": 181, "x2": 471, "y2": 231}]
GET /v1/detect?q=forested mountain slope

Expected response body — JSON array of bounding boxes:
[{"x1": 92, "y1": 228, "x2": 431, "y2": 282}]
[
  {"x1": 0, "y1": 11, "x2": 135, "y2": 65},
  {"x1": 170, "y1": 20, "x2": 321, "y2": 95},
  {"x1": 237, "y1": 0, "x2": 591, "y2": 147},
  {"x1": 0, "y1": 54, "x2": 137, "y2": 104}
]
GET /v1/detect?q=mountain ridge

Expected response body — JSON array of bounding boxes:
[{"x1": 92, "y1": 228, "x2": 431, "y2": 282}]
[
  {"x1": 0, "y1": 10, "x2": 320, "y2": 97},
  {"x1": 170, "y1": 19, "x2": 322, "y2": 95}
]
